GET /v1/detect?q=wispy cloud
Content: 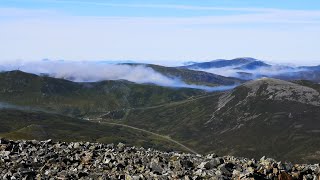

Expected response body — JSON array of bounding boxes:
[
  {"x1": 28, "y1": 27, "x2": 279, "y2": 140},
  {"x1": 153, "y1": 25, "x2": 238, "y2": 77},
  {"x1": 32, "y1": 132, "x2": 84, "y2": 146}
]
[
  {"x1": 0, "y1": 60, "x2": 236, "y2": 91},
  {"x1": 192, "y1": 65, "x2": 310, "y2": 80}
]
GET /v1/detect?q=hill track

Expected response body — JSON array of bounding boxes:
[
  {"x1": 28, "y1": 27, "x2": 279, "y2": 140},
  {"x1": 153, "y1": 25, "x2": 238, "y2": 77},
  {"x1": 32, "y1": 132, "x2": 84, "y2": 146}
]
[{"x1": 92, "y1": 120, "x2": 198, "y2": 154}]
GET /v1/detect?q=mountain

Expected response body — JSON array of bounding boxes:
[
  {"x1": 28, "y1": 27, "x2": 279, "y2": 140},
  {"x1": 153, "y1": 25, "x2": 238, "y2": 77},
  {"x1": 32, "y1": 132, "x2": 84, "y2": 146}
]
[
  {"x1": 116, "y1": 78, "x2": 320, "y2": 163},
  {"x1": 181, "y1": 58, "x2": 259, "y2": 69},
  {"x1": 121, "y1": 63, "x2": 244, "y2": 86},
  {"x1": 299, "y1": 65, "x2": 320, "y2": 71},
  {"x1": 0, "y1": 70, "x2": 204, "y2": 117},
  {"x1": 181, "y1": 58, "x2": 320, "y2": 83},
  {"x1": 274, "y1": 70, "x2": 320, "y2": 83},
  {"x1": 146, "y1": 64, "x2": 243, "y2": 86},
  {"x1": 235, "y1": 61, "x2": 271, "y2": 70}
]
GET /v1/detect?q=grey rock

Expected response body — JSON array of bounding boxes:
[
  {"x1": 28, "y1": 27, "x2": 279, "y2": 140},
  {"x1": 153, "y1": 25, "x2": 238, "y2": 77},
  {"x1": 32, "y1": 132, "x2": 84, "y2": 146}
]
[
  {"x1": 204, "y1": 158, "x2": 224, "y2": 169},
  {"x1": 0, "y1": 139, "x2": 318, "y2": 179}
]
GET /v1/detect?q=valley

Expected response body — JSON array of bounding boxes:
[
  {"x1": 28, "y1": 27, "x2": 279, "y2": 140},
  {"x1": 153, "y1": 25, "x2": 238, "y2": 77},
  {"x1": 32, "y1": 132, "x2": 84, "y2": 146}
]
[
  {"x1": 0, "y1": 69, "x2": 320, "y2": 164},
  {"x1": 2, "y1": 1, "x2": 320, "y2": 178}
]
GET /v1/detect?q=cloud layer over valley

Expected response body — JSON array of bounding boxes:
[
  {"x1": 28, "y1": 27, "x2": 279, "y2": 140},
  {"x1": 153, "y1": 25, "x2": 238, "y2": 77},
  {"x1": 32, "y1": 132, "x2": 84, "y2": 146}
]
[
  {"x1": 194, "y1": 65, "x2": 304, "y2": 79},
  {"x1": 0, "y1": 60, "x2": 236, "y2": 92}
]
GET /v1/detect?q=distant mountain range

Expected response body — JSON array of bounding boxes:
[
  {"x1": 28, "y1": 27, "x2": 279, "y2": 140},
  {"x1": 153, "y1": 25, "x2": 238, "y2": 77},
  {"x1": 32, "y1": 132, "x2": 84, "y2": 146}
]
[
  {"x1": 180, "y1": 58, "x2": 320, "y2": 82},
  {"x1": 181, "y1": 57, "x2": 260, "y2": 69}
]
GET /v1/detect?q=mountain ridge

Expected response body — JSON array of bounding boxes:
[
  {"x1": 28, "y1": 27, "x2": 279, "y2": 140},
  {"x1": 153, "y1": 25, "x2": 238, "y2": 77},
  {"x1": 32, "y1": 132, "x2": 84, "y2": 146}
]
[{"x1": 180, "y1": 58, "x2": 320, "y2": 83}]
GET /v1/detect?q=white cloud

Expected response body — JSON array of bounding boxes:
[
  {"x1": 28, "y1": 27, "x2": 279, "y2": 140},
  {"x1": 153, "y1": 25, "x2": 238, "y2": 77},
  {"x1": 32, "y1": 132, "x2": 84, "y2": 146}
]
[
  {"x1": 0, "y1": 60, "x2": 237, "y2": 91},
  {"x1": 193, "y1": 65, "x2": 309, "y2": 79}
]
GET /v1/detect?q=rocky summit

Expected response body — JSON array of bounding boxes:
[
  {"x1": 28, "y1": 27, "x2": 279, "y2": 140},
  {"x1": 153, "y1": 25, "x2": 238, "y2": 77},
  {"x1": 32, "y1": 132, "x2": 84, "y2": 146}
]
[{"x1": 0, "y1": 139, "x2": 319, "y2": 180}]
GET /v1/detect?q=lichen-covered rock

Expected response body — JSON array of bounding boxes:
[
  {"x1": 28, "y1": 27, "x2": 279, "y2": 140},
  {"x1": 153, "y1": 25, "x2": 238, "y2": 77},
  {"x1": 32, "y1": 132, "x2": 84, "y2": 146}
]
[{"x1": 0, "y1": 138, "x2": 319, "y2": 179}]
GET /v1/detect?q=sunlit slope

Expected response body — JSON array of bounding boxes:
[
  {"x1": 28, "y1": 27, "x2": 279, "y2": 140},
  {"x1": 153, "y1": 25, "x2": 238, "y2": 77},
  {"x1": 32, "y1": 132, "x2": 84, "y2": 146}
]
[
  {"x1": 146, "y1": 64, "x2": 244, "y2": 86},
  {"x1": 0, "y1": 109, "x2": 188, "y2": 152},
  {"x1": 119, "y1": 78, "x2": 320, "y2": 163},
  {"x1": 0, "y1": 70, "x2": 204, "y2": 117}
]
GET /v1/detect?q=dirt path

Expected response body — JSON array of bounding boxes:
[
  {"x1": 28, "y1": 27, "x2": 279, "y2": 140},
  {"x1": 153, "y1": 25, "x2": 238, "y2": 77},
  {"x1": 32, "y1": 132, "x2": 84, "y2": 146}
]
[
  {"x1": 92, "y1": 94, "x2": 222, "y2": 154},
  {"x1": 93, "y1": 120, "x2": 198, "y2": 154}
]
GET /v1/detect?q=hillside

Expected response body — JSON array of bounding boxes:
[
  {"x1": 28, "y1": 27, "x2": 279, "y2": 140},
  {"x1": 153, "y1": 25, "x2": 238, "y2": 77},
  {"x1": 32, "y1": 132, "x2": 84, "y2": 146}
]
[
  {"x1": 274, "y1": 70, "x2": 320, "y2": 83},
  {"x1": 181, "y1": 58, "x2": 258, "y2": 69},
  {"x1": 0, "y1": 109, "x2": 189, "y2": 152},
  {"x1": 114, "y1": 78, "x2": 320, "y2": 163},
  {"x1": 121, "y1": 63, "x2": 243, "y2": 86},
  {"x1": 0, "y1": 70, "x2": 204, "y2": 117},
  {"x1": 146, "y1": 64, "x2": 243, "y2": 86},
  {"x1": 1, "y1": 71, "x2": 320, "y2": 163},
  {"x1": 180, "y1": 58, "x2": 320, "y2": 83}
]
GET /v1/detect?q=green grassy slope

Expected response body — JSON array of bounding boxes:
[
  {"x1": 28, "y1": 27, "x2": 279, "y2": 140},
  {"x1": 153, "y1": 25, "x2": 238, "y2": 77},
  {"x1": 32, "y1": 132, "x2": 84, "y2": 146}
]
[
  {"x1": 0, "y1": 70, "x2": 204, "y2": 117},
  {"x1": 0, "y1": 109, "x2": 188, "y2": 152},
  {"x1": 125, "y1": 64, "x2": 244, "y2": 86},
  {"x1": 115, "y1": 79, "x2": 320, "y2": 163},
  {"x1": 292, "y1": 80, "x2": 320, "y2": 92}
]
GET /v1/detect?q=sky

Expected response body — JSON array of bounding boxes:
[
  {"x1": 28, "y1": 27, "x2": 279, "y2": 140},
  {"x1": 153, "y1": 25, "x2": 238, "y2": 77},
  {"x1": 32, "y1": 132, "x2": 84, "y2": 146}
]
[{"x1": 0, "y1": 0, "x2": 320, "y2": 65}]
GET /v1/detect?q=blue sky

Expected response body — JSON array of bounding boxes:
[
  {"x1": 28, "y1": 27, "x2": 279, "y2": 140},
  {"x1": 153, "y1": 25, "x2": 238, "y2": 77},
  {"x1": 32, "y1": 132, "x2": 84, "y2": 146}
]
[{"x1": 0, "y1": 0, "x2": 320, "y2": 65}]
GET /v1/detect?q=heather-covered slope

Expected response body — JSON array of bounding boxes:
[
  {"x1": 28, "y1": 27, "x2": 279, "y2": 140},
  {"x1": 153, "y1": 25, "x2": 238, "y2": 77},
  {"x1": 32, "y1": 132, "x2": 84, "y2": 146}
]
[
  {"x1": 0, "y1": 70, "x2": 204, "y2": 117},
  {"x1": 146, "y1": 64, "x2": 243, "y2": 86},
  {"x1": 0, "y1": 109, "x2": 187, "y2": 152},
  {"x1": 117, "y1": 78, "x2": 320, "y2": 163}
]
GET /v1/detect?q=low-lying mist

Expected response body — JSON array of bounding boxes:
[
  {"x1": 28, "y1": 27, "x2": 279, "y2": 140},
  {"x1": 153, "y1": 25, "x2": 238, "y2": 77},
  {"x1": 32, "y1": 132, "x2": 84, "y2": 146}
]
[
  {"x1": 0, "y1": 60, "x2": 237, "y2": 92},
  {"x1": 191, "y1": 65, "x2": 307, "y2": 80}
]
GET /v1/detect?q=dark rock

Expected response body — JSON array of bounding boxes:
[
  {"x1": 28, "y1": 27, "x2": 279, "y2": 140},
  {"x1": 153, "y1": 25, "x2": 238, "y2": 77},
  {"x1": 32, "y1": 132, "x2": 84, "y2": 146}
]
[
  {"x1": 218, "y1": 164, "x2": 233, "y2": 177},
  {"x1": 150, "y1": 161, "x2": 163, "y2": 175},
  {"x1": 278, "y1": 171, "x2": 293, "y2": 180},
  {"x1": 181, "y1": 159, "x2": 194, "y2": 169},
  {"x1": 78, "y1": 172, "x2": 88, "y2": 178},
  {"x1": 284, "y1": 162, "x2": 293, "y2": 172},
  {"x1": 0, "y1": 138, "x2": 9, "y2": 145},
  {"x1": 204, "y1": 157, "x2": 224, "y2": 169}
]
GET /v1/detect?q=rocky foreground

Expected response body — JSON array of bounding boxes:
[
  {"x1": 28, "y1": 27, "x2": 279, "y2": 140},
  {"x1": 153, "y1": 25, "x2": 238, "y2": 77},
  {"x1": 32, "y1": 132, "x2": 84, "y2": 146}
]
[{"x1": 0, "y1": 139, "x2": 319, "y2": 180}]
